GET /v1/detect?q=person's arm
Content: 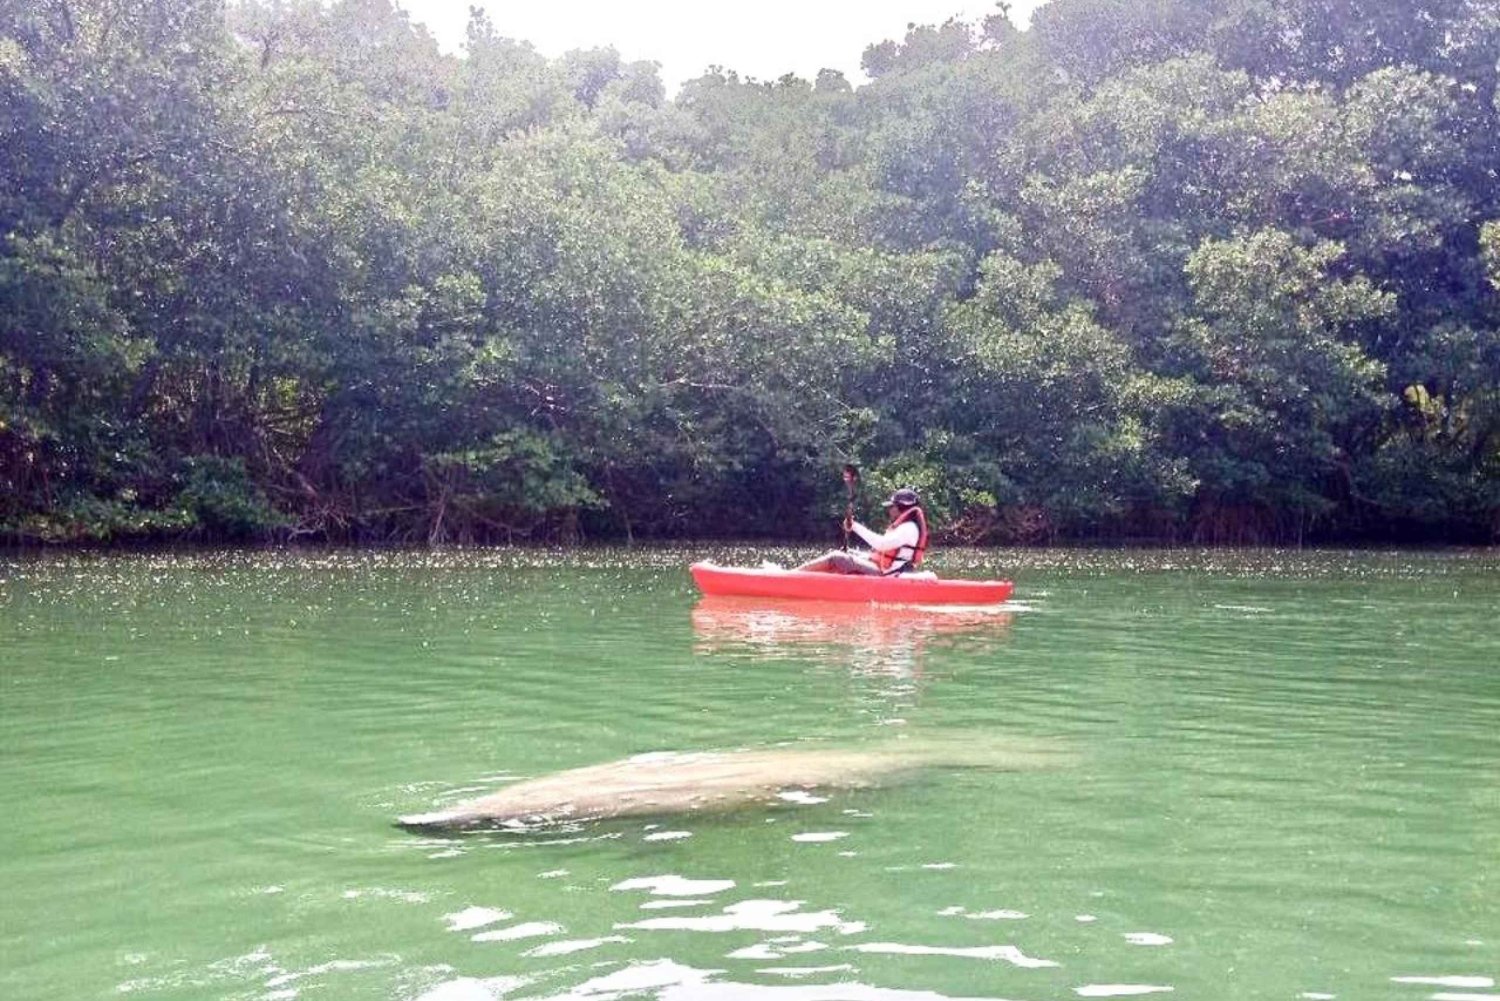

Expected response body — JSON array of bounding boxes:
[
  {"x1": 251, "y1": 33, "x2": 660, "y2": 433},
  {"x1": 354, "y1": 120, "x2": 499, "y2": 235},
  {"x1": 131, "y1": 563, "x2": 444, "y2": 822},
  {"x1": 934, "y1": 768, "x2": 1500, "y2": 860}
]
[{"x1": 851, "y1": 520, "x2": 918, "y2": 554}]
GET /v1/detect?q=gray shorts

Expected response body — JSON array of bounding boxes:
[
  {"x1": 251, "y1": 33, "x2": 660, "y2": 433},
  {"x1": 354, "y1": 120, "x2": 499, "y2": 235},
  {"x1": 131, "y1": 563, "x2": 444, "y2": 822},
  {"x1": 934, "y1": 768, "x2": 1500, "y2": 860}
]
[{"x1": 824, "y1": 552, "x2": 882, "y2": 575}]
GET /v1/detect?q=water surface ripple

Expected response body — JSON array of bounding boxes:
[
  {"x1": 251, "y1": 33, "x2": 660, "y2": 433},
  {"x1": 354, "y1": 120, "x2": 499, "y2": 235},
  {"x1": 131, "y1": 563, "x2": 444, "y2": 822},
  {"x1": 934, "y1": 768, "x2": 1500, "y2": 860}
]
[{"x1": 0, "y1": 547, "x2": 1496, "y2": 1001}]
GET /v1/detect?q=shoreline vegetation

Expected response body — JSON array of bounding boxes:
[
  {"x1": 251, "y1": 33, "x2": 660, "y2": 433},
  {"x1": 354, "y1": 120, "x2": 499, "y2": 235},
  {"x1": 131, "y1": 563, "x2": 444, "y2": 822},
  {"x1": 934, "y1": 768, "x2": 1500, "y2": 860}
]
[{"x1": 3, "y1": 1, "x2": 1498, "y2": 548}]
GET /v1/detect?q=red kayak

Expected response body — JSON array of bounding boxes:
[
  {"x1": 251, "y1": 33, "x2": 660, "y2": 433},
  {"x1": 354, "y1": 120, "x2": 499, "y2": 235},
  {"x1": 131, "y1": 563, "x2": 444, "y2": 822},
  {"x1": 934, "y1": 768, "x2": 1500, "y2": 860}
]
[{"x1": 690, "y1": 561, "x2": 1013, "y2": 606}]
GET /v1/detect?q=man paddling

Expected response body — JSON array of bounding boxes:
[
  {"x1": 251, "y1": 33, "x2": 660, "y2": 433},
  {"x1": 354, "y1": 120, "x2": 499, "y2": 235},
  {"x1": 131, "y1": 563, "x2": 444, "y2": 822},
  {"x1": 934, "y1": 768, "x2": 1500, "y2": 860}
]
[{"x1": 794, "y1": 488, "x2": 929, "y2": 576}]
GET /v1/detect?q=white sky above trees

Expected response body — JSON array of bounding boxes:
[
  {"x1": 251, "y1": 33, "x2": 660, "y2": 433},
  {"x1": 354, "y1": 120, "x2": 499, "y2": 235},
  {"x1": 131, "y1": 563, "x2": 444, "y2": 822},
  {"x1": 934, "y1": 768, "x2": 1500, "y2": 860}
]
[{"x1": 401, "y1": 0, "x2": 1050, "y2": 94}]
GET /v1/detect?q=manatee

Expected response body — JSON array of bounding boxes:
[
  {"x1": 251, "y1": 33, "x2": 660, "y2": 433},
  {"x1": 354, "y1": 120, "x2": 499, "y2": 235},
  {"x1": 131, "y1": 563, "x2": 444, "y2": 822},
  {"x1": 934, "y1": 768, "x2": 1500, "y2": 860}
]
[{"x1": 397, "y1": 736, "x2": 1068, "y2": 832}]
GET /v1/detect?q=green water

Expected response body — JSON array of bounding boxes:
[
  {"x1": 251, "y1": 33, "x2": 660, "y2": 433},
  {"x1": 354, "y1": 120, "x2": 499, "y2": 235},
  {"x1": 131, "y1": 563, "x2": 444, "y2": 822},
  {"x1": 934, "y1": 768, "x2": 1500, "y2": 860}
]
[{"x1": 1, "y1": 547, "x2": 1496, "y2": 1001}]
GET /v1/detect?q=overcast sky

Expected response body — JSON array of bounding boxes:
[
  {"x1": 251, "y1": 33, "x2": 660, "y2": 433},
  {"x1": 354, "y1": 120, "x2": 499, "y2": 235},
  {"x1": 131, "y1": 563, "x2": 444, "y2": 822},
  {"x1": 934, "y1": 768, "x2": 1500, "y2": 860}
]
[{"x1": 400, "y1": 0, "x2": 1050, "y2": 94}]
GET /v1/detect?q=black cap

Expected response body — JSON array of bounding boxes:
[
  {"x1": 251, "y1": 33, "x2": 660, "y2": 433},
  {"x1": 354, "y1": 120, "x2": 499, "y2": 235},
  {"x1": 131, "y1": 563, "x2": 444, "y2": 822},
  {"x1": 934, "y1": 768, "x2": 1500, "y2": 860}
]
[{"x1": 884, "y1": 488, "x2": 920, "y2": 508}]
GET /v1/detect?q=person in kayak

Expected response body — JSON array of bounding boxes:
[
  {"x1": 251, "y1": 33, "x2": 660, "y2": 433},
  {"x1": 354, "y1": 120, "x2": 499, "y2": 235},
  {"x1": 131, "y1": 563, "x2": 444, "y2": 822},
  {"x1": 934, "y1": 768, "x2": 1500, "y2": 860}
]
[{"x1": 794, "y1": 488, "x2": 929, "y2": 575}]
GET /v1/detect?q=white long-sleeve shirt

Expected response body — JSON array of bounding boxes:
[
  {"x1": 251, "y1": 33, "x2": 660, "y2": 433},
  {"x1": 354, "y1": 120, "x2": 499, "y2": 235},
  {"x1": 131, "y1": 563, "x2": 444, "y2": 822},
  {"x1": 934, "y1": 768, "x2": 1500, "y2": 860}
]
[{"x1": 850, "y1": 519, "x2": 920, "y2": 558}]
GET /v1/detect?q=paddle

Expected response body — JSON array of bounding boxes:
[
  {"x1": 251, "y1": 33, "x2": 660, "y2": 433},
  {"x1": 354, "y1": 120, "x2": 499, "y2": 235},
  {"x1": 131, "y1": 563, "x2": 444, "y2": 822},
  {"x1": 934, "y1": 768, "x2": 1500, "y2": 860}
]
[{"x1": 841, "y1": 464, "x2": 859, "y2": 551}]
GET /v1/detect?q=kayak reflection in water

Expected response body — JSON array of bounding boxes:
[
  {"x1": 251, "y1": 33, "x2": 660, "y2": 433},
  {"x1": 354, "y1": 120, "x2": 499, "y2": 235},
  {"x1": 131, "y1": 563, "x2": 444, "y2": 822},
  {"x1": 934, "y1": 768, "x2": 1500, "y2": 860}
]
[
  {"x1": 690, "y1": 596, "x2": 1014, "y2": 679},
  {"x1": 794, "y1": 487, "x2": 929, "y2": 576}
]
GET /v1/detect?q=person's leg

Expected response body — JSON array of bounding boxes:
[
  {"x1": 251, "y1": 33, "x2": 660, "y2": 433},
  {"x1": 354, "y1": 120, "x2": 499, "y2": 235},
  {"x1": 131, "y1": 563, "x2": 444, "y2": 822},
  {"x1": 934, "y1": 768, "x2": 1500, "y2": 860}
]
[
  {"x1": 793, "y1": 551, "x2": 881, "y2": 574},
  {"x1": 793, "y1": 550, "x2": 841, "y2": 572},
  {"x1": 833, "y1": 552, "x2": 882, "y2": 575}
]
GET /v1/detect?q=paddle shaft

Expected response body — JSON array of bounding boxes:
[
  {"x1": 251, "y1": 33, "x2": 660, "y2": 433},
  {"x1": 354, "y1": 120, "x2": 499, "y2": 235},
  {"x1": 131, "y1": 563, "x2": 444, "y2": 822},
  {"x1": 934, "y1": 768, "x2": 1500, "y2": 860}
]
[{"x1": 841, "y1": 464, "x2": 859, "y2": 551}]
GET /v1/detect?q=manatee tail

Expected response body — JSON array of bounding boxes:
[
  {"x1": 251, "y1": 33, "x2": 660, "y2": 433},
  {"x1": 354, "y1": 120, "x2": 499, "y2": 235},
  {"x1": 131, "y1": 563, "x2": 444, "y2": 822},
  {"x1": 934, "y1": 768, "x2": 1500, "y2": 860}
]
[{"x1": 891, "y1": 732, "x2": 1077, "y2": 771}]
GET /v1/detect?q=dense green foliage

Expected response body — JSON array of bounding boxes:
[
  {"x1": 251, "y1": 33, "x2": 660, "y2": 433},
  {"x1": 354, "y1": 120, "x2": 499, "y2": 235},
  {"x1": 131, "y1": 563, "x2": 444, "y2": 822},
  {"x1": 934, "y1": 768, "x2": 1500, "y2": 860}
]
[{"x1": 3, "y1": 0, "x2": 1498, "y2": 545}]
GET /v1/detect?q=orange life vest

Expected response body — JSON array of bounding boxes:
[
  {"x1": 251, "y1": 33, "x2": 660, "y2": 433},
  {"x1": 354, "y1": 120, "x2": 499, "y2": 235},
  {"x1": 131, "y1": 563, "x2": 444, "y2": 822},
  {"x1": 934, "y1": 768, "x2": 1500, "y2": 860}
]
[{"x1": 874, "y1": 505, "x2": 929, "y2": 575}]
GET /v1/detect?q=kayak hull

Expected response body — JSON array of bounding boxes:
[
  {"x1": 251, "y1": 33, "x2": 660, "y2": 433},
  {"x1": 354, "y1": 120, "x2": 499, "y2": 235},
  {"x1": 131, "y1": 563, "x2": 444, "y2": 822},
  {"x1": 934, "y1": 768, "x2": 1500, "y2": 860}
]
[{"x1": 690, "y1": 562, "x2": 1013, "y2": 606}]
